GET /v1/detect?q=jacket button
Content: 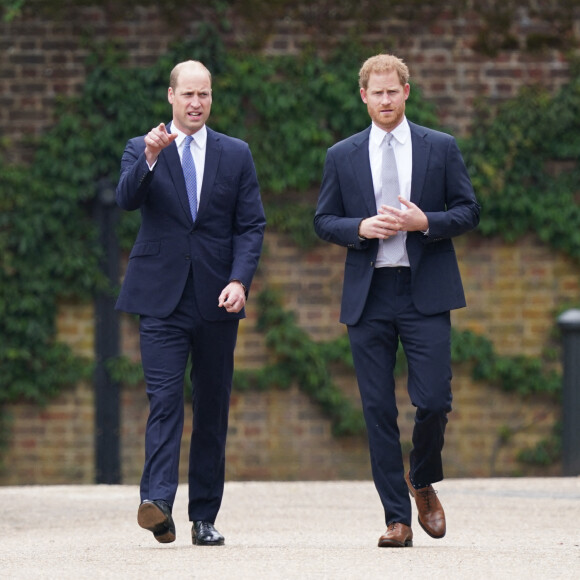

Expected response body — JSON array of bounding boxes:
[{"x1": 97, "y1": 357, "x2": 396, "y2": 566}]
[{"x1": 185, "y1": 255, "x2": 191, "y2": 260}]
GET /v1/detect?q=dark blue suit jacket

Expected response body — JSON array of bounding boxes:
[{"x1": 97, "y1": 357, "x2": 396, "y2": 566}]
[
  {"x1": 314, "y1": 121, "x2": 480, "y2": 325},
  {"x1": 116, "y1": 124, "x2": 266, "y2": 321}
]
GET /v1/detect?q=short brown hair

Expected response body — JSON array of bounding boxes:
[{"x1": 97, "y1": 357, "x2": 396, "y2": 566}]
[
  {"x1": 358, "y1": 54, "x2": 410, "y2": 89},
  {"x1": 169, "y1": 60, "x2": 212, "y2": 90}
]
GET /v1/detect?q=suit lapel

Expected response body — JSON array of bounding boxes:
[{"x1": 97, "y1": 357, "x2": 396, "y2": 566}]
[
  {"x1": 349, "y1": 127, "x2": 377, "y2": 216},
  {"x1": 409, "y1": 122, "x2": 430, "y2": 206},
  {"x1": 197, "y1": 128, "x2": 222, "y2": 218}
]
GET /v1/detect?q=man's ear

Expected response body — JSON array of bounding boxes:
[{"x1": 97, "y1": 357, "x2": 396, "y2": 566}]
[{"x1": 360, "y1": 87, "x2": 368, "y2": 104}]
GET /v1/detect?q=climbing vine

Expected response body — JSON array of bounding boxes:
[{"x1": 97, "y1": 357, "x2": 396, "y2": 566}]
[
  {"x1": 462, "y1": 70, "x2": 580, "y2": 259},
  {"x1": 0, "y1": 27, "x2": 438, "y2": 463},
  {"x1": 109, "y1": 287, "x2": 563, "y2": 445},
  {"x1": 234, "y1": 289, "x2": 562, "y2": 441},
  {"x1": 1, "y1": 23, "x2": 578, "y2": 470}
]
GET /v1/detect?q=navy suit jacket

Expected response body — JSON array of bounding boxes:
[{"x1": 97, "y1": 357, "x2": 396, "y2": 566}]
[
  {"x1": 314, "y1": 121, "x2": 480, "y2": 325},
  {"x1": 115, "y1": 124, "x2": 266, "y2": 321}
]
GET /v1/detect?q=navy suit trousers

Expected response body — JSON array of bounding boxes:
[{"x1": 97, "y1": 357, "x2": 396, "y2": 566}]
[
  {"x1": 347, "y1": 267, "x2": 452, "y2": 526},
  {"x1": 138, "y1": 269, "x2": 238, "y2": 523}
]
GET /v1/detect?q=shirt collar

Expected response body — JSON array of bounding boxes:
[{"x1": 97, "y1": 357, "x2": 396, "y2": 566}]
[
  {"x1": 171, "y1": 123, "x2": 207, "y2": 150},
  {"x1": 370, "y1": 117, "x2": 410, "y2": 147}
]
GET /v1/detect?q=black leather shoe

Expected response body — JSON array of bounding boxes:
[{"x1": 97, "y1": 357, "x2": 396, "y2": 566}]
[
  {"x1": 192, "y1": 521, "x2": 225, "y2": 546},
  {"x1": 137, "y1": 500, "x2": 176, "y2": 543}
]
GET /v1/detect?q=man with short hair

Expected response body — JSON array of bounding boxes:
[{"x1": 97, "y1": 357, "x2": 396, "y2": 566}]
[
  {"x1": 116, "y1": 60, "x2": 266, "y2": 546},
  {"x1": 314, "y1": 54, "x2": 479, "y2": 547}
]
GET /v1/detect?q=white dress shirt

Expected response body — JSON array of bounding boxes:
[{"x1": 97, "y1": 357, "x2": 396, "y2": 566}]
[{"x1": 369, "y1": 117, "x2": 412, "y2": 268}]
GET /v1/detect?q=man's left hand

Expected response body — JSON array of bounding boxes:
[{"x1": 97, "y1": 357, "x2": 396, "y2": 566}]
[
  {"x1": 218, "y1": 281, "x2": 246, "y2": 313},
  {"x1": 379, "y1": 197, "x2": 429, "y2": 232}
]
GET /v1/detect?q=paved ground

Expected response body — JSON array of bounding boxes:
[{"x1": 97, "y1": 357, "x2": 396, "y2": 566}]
[{"x1": 0, "y1": 478, "x2": 579, "y2": 579}]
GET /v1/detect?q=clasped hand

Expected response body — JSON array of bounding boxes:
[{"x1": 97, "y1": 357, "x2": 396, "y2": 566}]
[{"x1": 359, "y1": 197, "x2": 428, "y2": 239}]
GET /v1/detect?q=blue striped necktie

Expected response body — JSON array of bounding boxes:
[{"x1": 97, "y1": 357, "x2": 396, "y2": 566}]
[{"x1": 182, "y1": 135, "x2": 197, "y2": 222}]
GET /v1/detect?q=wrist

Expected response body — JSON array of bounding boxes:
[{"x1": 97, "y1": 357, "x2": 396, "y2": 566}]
[
  {"x1": 144, "y1": 149, "x2": 159, "y2": 169},
  {"x1": 358, "y1": 219, "x2": 367, "y2": 240},
  {"x1": 230, "y1": 279, "x2": 246, "y2": 293}
]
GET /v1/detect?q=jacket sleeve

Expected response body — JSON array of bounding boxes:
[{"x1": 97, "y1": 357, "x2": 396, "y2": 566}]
[
  {"x1": 116, "y1": 136, "x2": 153, "y2": 211},
  {"x1": 314, "y1": 148, "x2": 369, "y2": 251},
  {"x1": 422, "y1": 136, "x2": 480, "y2": 242},
  {"x1": 228, "y1": 144, "x2": 266, "y2": 294}
]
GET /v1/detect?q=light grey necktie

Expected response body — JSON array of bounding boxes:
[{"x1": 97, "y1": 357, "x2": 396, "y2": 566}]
[
  {"x1": 182, "y1": 135, "x2": 197, "y2": 222},
  {"x1": 381, "y1": 133, "x2": 405, "y2": 260}
]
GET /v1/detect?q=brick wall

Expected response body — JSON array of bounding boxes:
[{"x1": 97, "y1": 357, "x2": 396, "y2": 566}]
[
  {"x1": 1, "y1": 4, "x2": 577, "y2": 484},
  {"x1": 1, "y1": 3, "x2": 575, "y2": 160},
  {"x1": 0, "y1": 230, "x2": 569, "y2": 484}
]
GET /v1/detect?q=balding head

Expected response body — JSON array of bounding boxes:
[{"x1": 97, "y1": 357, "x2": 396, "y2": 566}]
[{"x1": 170, "y1": 60, "x2": 212, "y2": 91}]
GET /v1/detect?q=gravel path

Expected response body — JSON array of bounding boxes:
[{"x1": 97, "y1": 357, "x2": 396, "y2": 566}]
[{"x1": 1, "y1": 478, "x2": 579, "y2": 579}]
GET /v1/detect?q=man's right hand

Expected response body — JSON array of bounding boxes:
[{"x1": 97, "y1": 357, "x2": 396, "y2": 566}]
[
  {"x1": 144, "y1": 123, "x2": 178, "y2": 165},
  {"x1": 359, "y1": 213, "x2": 401, "y2": 240}
]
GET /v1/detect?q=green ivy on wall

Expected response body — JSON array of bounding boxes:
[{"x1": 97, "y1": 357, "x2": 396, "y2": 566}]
[
  {"x1": 0, "y1": 160, "x2": 96, "y2": 407},
  {"x1": 462, "y1": 70, "x2": 580, "y2": 257},
  {"x1": 0, "y1": 25, "x2": 438, "y2": 448},
  {"x1": 0, "y1": 25, "x2": 576, "y2": 470},
  {"x1": 234, "y1": 288, "x2": 365, "y2": 437},
  {"x1": 108, "y1": 287, "x2": 562, "y2": 447},
  {"x1": 236, "y1": 290, "x2": 563, "y2": 443}
]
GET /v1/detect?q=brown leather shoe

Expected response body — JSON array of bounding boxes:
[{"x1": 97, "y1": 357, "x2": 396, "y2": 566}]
[
  {"x1": 405, "y1": 471, "x2": 446, "y2": 538},
  {"x1": 378, "y1": 523, "x2": 413, "y2": 547}
]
